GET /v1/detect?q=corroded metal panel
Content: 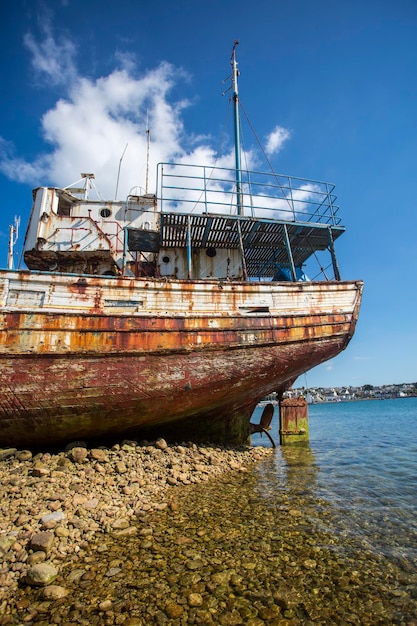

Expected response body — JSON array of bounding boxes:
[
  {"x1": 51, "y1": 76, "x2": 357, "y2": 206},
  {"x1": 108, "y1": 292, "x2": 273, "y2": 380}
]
[
  {"x1": 0, "y1": 332, "x2": 349, "y2": 447},
  {"x1": 279, "y1": 397, "x2": 309, "y2": 445},
  {"x1": 0, "y1": 269, "x2": 363, "y2": 447},
  {"x1": 0, "y1": 270, "x2": 362, "y2": 315}
]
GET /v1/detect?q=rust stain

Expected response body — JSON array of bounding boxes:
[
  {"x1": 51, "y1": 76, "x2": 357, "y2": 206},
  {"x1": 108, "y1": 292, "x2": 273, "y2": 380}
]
[
  {"x1": 0, "y1": 271, "x2": 363, "y2": 447},
  {"x1": 0, "y1": 330, "x2": 348, "y2": 447},
  {"x1": 0, "y1": 310, "x2": 353, "y2": 355}
]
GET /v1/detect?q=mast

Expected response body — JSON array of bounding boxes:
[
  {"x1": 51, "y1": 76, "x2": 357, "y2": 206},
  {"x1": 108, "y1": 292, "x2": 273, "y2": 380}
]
[
  {"x1": 231, "y1": 40, "x2": 243, "y2": 216},
  {"x1": 145, "y1": 127, "x2": 150, "y2": 194},
  {"x1": 7, "y1": 216, "x2": 20, "y2": 270}
]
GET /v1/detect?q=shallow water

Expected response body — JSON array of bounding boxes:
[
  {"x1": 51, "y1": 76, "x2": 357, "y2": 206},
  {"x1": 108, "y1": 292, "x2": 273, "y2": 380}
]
[
  {"x1": 8, "y1": 398, "x2": 417, "y2": 625},
  {"x1": 253, "y1": 397, "x2": 417, "y2": 569}
]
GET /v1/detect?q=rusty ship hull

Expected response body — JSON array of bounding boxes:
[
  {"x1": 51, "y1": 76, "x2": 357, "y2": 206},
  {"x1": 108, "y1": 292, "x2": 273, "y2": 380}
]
[{"x1": 0, "y1": 270, "x2": 362, "y2": 447}]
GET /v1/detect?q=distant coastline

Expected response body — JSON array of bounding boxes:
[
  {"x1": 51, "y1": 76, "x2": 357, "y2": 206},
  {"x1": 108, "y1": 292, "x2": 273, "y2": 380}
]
[{"x1": 265, "y1": 383, "x2": 417, "y2": 404}]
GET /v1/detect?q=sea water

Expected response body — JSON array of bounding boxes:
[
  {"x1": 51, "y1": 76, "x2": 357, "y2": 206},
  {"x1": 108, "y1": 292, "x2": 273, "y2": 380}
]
[{"x1": 252, "y1": 397, "x2": 417, "y2": 570}]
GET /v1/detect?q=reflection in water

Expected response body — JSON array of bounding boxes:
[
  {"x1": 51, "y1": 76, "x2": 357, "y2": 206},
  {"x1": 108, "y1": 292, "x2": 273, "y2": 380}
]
[
  {"x1": 280, "y1": 444, "x2": 318, "y2": 495},
  {"x1": 255, "y1": 444, "x2": 319, "y2": 503}
]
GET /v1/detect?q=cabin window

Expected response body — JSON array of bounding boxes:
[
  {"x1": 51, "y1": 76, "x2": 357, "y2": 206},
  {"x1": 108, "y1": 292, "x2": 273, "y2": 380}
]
[
  {"x1": 239, "y1": 306, "x2": 270, "y2": 315},
  {"x1": 57, "y1": 196, "x2": 73, "y2": 216},
  {"x1": 7, "y1": 290, "x2": 45, "y2": 307},
  {"x1": 206, "y1": 247, "x2": 217, "y2": 258},
  {"x1": 104, "y1": 299, "x2": 143, "y2": 308},
  {"x1": 100, "y1": 208, "x2": 112, "y2": 218}
]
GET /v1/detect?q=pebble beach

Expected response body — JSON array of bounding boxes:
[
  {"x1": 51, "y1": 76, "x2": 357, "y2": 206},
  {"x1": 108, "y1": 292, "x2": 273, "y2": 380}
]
[
  {"x1": 2, "y1": 425, "x2": 417, "y2": 625},
  {"x1": 0, "y1": 439, "x2": 273, "y2": 624}
]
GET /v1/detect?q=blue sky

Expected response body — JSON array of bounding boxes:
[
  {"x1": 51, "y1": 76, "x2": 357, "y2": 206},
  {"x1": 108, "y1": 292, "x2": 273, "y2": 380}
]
[{"x1": 1, "y1": 0, "x2": 416, "y2": 389}]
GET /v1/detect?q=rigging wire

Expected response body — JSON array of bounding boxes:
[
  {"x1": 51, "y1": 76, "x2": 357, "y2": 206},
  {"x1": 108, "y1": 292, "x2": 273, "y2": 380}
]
[
  {"x1": 189, "y1": 97, "x2": 232, "y2": 214},
  {"x1": 238, "y1": 100, "x2": 294, "y2": 213}
]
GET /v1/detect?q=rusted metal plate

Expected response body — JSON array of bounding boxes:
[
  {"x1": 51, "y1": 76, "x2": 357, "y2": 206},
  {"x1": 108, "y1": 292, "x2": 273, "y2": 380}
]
[
  {"x1": 279, "y1": 397, "x2": 309, "y2": 445},
  {"x1": 0, "y1": 334, "x2": 347, "y2": 447},
  {"x1": 0, "y1": 270, "x2": 363, "y2": 447}
]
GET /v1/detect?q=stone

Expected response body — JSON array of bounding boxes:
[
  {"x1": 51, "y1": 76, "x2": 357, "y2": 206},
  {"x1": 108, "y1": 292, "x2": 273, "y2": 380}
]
[
  {"x1": 165, "y1": 603, "x2": 184, "y2": 618},
  {"x1": 258, "y1": 605, "x2": 281, "y2": 620},
  {"x1": 26, "y1": 562, "x2": 58, "y2": 586},
  {"x1": 57, "y1": 456, "x2": 72, "y2": 467},
  {"x1": 30, "y1": 531, "x2": 55, "y2": 553},
  {"x1": 99, "y1": 599, "x2": 113, "y2": 611},
  {"x1": 0, "y1": 535, "x2": 15, "y2": 554},
  {"x1": 115, "y1": 461, "x2": 128, "y2": 474},
  {"x1": 155, "y1": 438, "x2": 168, "y2": 450},
  {"x1": 211, "y1": 570, "x2": 234, "y2": 585},
  {"x1": 188, "y1": 592, "x2": 203, "y2": 607},
  {"x1": 41, "y1": 511, "x2": 65, "y2": 526},
  {"x1": 16, "y1": 450, "x2": 33, "y2": 461},
  {"x1": 112, "y1": 526, "x2": 137, "y2": 537},
  {"x1": 28, "y1": 551, "x2": 47, "y2": 565},
  {"x1": 186, "y1": 559, "x2": 204, "y2": 570},
  {"x1": 121, "y1": 439, "x2": 137, "y2": 448},
  {"x1": 83, "y1": 498, "x2": 99, "y2": 510},
  {"x1": 42, "y1": 585, "x2": 69, "y2": 600},
  {"x1": 0, "y1": 448, "x2": 17, "y2": 460},
  {"x1": 68, "y1": 447, "x2": 88, "y2": 463},
  {"x1": 31, "y1": 463, "x2": 49, "y2": 477},
  {"x1": 106, "y1": 567, "x2": 122, "y2": 577},
  {"x1": 66, "y1": 568, "x2": 87, "y2": 583},
  {"x1": 89, "y1": 448, "x2": 108, "y2": 462},
  {"x1": 111, "y1": 518, "x2": 130, "y2": 530}
]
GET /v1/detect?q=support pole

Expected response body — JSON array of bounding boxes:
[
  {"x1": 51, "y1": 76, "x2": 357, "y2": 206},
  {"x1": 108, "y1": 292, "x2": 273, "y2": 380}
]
[
  {"x1": 279, "y1": 396, "x2": 309, "y2": 445},
  {"x1": 186, "y1": 216, "x2": 192, "y2": 279},
  {"x1": 327, "y1": 227, "x2": 341, "y2": 281},
  {"x1": 283, "y1": 224, "x2": 297, "y2": 282}
]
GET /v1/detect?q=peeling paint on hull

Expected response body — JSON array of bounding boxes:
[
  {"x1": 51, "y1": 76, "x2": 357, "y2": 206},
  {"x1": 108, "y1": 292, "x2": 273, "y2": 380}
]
[{"x1": 0, "y1": 270, "x2": 363, "y2": 447}]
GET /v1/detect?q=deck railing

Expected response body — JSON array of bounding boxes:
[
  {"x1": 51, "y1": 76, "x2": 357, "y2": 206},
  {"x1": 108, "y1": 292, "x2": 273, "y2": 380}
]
[{"x1": 156, "y1": 163, "x2": 342, "y2": 227}]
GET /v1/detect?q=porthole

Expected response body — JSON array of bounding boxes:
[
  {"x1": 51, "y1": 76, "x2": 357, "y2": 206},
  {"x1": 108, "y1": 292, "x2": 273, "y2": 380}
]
[
  {"x1": 206, "y1": 247, "x2": 217, "y2": 258},
  {"x1": 100, "y1": 208, "x2": 112, "y2": 218},
  {"x1": 162, "y1": 256, "x2": 170, "y2": 264}
]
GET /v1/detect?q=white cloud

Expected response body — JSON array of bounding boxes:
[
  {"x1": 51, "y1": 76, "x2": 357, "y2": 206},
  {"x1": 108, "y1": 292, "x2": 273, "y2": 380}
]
[
  {"x1": 265, "y1": 125, "x2": 291, "y2": 156},
  {"x1": 0, "y1": 56, "x2": 194, "y2": 199},
  {"x1": 37, "y1": 63, "x2": 190, "y2": 198},
  {"x1": 24, "y1": 18, "x2": 77, "y2": 87},
  {"x1": 0, "y1": 24, "x2": 291, "y2": 205}
]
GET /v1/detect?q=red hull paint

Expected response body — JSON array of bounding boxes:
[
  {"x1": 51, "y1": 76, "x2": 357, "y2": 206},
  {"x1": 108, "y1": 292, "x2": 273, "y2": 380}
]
[
  {"x1": 0, "y1": 274, "x2": 363, "y2": 447},
  {"x1": 0, "y1": 321, "x2": 356, "y2": 447}
]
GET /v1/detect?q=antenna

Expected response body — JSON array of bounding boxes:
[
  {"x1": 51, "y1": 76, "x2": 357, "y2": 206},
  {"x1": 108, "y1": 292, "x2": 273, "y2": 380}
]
[
  {"x1": 7, "y1": 216, "x2": 20, "y2": 270},
  {"x1": 145, "y1": 112, "x2": 150, "y2": 194},
  {"x1": 114, "y1": 143, "x2": 128, "y2": 201}
]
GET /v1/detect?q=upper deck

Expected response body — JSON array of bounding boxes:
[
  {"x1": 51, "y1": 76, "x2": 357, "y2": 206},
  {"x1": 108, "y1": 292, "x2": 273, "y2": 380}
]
[
  {"x1": 22, "y1": 164, "x2": 344, "y2": 282},
  {"x1": 156, "y1": 163, "x2": 344, "y2": 279}
]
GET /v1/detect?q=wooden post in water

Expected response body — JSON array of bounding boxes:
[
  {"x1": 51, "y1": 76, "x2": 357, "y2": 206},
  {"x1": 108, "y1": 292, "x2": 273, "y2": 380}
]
[{"x1": 279, "y1": 396, "x2": 309, "y2": 445}]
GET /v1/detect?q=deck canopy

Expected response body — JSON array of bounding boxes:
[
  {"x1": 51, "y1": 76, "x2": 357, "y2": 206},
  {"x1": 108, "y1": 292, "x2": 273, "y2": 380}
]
[
  {"x1": 160, "y1": 212, "x2": 344, "y2": 278},
  {"x1": 157, "y1": 162, "x2": 345, "y2": 279}
]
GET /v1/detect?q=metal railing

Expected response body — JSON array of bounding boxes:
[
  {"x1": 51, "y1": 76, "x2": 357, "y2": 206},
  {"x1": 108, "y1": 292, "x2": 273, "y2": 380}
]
[{"x1": 156, "y1": 163, "x2": 342, "y2": 226}]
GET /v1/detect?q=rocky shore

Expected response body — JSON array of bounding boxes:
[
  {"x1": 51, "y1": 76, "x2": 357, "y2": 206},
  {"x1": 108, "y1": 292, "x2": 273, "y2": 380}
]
[{"x1": 0, "y1": 438, "x2": 272, "y2": 618}]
